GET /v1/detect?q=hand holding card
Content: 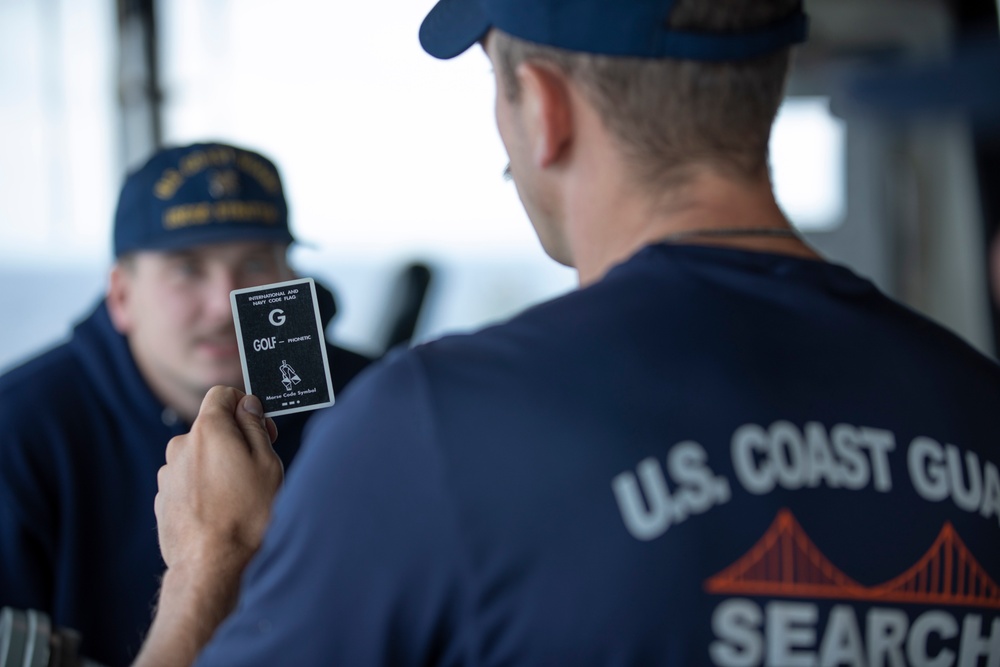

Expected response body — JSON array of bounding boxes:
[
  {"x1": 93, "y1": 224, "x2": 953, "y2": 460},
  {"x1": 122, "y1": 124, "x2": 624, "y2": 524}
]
[{"x1": 231, "y1": 278, "x2": 335, "y2": 417}]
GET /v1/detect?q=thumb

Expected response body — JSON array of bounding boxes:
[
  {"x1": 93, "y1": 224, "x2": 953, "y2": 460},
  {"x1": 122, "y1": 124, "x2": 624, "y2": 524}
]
[{"x1": 236, "y1": 394, "x2": 278, "y2": 453}]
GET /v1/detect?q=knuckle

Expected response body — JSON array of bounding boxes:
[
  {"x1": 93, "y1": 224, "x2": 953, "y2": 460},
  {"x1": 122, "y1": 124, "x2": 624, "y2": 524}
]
[{"x1": 164, "y1": 432, "x2": 192, "y2": 461}]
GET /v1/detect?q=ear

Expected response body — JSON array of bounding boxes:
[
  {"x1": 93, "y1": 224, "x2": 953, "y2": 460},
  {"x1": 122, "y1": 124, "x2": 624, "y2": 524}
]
[
  {"x1": 515, "y1": 61, "x2": 573, "y2": 170},
  {"x1": 106, "y1": 263, "x2": 134, "y2": 335}
]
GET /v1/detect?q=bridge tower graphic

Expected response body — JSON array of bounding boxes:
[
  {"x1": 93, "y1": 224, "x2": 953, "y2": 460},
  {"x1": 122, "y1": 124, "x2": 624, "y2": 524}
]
[{"x1": 704, "y1": 509, "x2": 1000, "y2": 609}]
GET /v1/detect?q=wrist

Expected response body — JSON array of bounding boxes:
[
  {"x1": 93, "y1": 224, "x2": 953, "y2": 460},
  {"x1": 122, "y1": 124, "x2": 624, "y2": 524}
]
[
  {"x1": 134, "y1": 545, "x2": 251, "y2": 667},
  {"x1": 162, "y1": 540, "x2": 252, "y2": 626},
  {"x1": 173, "y1": 534, "x2": 258, "y2": 581}
]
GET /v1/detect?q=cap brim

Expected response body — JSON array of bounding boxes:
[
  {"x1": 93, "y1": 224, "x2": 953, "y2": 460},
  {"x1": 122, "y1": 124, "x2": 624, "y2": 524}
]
[
  {"x1": 116, "y1": 226, "x2": 295, "y2": 257},
  {"x1": 419, "y1": 0, "x2": 492, "y2": 60}
]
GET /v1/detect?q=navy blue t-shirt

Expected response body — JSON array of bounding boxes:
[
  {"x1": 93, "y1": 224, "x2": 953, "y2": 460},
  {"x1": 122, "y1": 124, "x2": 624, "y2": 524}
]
[
  {"x1": 0, "y1": 296, "x2": 371, "y2": 667},
  {"x1": 197, "y1": 244, "x2": 1000, "y2": 666}
]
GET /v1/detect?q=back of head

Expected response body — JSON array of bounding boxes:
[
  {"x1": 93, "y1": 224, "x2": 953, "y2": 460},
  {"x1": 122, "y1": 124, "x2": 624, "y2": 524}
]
[
  {"x1": 114, "y1": 142, "x2": 295, "y2": 259},
  {"x1": 420, "y1": 0, "x2": 807, "y2": 188}
]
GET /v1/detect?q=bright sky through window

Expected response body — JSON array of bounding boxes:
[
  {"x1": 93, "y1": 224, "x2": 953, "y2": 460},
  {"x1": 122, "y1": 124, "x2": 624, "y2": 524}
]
[{"x1": 771, "y1": 97, "x2": 847, "y2": 232}]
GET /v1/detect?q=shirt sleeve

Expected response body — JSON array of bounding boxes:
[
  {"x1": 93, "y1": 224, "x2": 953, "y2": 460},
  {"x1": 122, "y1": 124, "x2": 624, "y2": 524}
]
[{"x1": 195, "y1": 351, "x2": 470, "y2": 667}]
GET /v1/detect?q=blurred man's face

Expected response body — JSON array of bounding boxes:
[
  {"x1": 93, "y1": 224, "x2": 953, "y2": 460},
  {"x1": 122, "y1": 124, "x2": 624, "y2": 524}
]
[{"x1": 108, "y1": 241, "x2": 294, "y2": 419}]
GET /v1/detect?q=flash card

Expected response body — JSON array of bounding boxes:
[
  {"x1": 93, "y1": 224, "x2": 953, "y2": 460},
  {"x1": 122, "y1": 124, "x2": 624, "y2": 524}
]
[{"x1": 231, "y1": 277, "x2": 335, "y2": 417}]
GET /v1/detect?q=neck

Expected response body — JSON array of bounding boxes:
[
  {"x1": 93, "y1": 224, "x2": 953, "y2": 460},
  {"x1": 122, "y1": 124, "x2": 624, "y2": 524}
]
[{"x1": 564, "y1": 165, "x2": 820, "y2": 286}]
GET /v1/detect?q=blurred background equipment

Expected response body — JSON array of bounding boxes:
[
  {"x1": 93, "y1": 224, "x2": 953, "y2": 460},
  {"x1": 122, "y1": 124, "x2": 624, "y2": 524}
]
[
  {"x1": 0, "y1": 608, "x2": 106, "y2": 667},
  {"x1": 838, "y1": 34, "x2": 1000, "y2": 354},
  {"x1": 377, "y1": 261, "x2": 434, "y2": 354}
]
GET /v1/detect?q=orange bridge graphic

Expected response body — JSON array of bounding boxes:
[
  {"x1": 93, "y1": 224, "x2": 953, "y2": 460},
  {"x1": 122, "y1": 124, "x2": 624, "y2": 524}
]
[{"x1": 704, "y1": 509, "x2": 1000, "y2": 609}]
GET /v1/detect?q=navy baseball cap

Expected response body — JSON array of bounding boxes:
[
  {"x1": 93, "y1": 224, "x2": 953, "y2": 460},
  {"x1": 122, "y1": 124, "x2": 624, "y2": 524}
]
[
  {"x1": 114, "y1": 142, "x2": 295, "y2": 257},
  {"x1": 419, "y1": 0, "x2": 809, "y2": 61}
]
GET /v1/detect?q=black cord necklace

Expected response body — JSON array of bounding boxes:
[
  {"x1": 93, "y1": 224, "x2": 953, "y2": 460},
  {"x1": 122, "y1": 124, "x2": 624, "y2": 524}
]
[{"x1": 659, "y1": 227, "x2": 799, "y2": 243}]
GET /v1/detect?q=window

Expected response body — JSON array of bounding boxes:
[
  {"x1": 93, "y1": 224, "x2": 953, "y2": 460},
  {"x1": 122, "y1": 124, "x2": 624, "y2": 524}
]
[
  {"x1": 0, "y1": 0, "x2": 118, "y2": 261},
  {"x1": 771, "y1": 96, "x2": 847, "y2": 231},
  {"x1": 0, "y1": 1, "x2": 851, "y2": 368},
  {"x1": 0, "y1": 0, "x2": 117, "y2": 372}
]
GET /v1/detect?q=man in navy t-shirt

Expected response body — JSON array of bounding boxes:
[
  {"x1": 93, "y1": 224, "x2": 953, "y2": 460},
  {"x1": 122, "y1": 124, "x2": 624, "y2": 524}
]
[{"x1": 135, "y1": 2, "x2": 1000, "y2": 666}]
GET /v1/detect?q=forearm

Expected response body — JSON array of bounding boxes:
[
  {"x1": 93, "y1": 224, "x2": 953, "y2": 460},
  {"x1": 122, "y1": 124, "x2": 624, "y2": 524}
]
[
  {"x1": 138, "y1": 388, "x2": 283, "y2": 667},
  {"x1": 132, "y1": 548, "x2": 248, "y2": 667}
]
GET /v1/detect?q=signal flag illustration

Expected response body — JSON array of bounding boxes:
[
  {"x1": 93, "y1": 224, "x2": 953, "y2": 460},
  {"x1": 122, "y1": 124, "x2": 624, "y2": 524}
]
[{"x1": 280, "y1": 360, "x2": 301, "y2": 391}]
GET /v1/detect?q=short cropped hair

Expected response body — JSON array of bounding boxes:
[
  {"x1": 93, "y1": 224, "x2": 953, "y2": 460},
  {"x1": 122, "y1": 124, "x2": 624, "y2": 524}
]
[{"x1": 493, "y1": 0, "x2": 798, "y2": 187}]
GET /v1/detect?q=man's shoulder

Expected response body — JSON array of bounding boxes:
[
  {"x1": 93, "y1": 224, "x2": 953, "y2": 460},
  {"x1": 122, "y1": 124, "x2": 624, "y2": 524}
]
[
  {"x1": 0, "y1": 340, "x2": 89, "y2": 424},
  {"x1": 401, "y1": 269, "x2": 673, "y2": 389},
  {"x1": 324, "y1": 341, "x2": 375, "y2": 393},
  {"x1": 0, "y1": 339, "x2": 79, "y2": 392}
]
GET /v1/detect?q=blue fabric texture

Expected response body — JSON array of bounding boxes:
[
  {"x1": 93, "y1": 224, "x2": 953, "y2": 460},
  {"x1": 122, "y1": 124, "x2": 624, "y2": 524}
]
[
  {"x1": 195, "y1": 244, "x2": 1000, "y2": 666},
  {"x1": 0, "y1": 290, "x2": 371, "y2": 667}
]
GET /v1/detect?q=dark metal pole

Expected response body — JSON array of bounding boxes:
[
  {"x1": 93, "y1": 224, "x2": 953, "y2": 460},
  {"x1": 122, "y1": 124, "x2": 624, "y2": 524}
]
[{"x1": 117, "y1": 0, "x2": 162, "y2": 169}]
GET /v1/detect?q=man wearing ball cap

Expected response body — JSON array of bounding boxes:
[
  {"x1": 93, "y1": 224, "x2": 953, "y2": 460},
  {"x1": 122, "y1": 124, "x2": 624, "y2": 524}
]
[
  {"x1": 139, "y1": 2, "x2": 1000, "y2": 666},
  {"x1": 0, "y1": 142, "x2": 371, "y2": 667}
]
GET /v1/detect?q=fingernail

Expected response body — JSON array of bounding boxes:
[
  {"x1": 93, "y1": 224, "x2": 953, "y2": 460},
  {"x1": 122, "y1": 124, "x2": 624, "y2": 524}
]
[{"x1": 243, "y1": 395, "x2": 264, "y2": 417}]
